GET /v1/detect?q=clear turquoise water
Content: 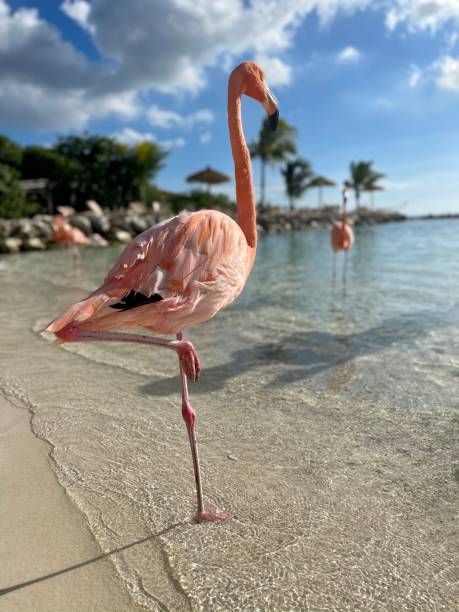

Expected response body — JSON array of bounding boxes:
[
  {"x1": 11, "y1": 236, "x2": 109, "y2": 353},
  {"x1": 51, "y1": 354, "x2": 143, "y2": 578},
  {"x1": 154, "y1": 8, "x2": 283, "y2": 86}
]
[{"x1": 1, "y1": 219, "x2": 457, "y2": 611}]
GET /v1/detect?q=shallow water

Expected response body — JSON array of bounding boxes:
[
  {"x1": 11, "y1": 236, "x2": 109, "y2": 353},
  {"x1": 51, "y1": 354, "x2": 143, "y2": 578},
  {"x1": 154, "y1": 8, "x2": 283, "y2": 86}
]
[{"x1": 1, "y1": 219, "x2": 458, "y2": 611}]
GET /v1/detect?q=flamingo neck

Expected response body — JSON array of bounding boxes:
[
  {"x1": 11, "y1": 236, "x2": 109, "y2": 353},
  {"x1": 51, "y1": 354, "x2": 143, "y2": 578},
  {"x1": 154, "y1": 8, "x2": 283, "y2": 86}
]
[{"x1": 228, "y1": 84, "x2": 257, "y2": 249}]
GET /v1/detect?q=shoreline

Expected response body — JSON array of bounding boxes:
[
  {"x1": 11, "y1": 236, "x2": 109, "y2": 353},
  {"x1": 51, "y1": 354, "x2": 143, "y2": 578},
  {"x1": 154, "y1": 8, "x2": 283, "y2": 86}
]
[{"x1": 0, "y1": 392, "x2": 141, "y2": 612}]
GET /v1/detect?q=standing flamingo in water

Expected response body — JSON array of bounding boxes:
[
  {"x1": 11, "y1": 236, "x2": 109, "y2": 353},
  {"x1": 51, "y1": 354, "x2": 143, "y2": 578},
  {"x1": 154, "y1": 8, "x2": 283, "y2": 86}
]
[
  {"x1": 52, "y1": 214, "x2": 90, "y2": 266},
  {"x1": 330, "y1": 185, "x2": 354, "y2": 284},
  {"x1": 46, "y1": 62, "x2": 279, "y2": 522}
]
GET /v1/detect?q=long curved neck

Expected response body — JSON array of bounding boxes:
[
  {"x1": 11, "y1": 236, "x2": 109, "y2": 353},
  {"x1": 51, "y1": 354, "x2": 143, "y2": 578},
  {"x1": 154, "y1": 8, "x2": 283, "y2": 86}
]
[{"x1": 228, "y1": 83, "x2": 257, "y2": 248}]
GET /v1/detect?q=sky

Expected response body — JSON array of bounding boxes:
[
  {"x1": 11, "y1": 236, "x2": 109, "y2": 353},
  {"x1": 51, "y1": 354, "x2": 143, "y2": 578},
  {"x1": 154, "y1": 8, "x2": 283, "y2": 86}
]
[{"x1": 1, "y1": 0, "x2": 459, "y2": 215}]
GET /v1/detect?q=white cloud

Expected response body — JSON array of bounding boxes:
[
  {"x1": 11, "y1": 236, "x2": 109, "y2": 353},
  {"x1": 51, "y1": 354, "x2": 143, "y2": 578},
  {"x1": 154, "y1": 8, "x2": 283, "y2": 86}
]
[
  {"x1": 112, "y1": 128, "x2": 186, "y2": 149},
  {"x1": 409, "y1": 64, "x2": 422, "y2": 87},
  {"x1": 436, "y1": 55, "x2": 459, "y2": 91},
  {"x1": 386, "y1": 0, "x2": 459, "y2": 32},
  {"x1": 147, "y1": 105, "x2": 214, "y2": 129},
  {"x1": 254, "y1": 54, "x2": 292, "y2": 86},
  {"x1": 200, "y1": 131, "x2": 212, "y2": 144},
  {"x1": 160, "y1": 137, "x2": 186, "y2": 149},
  {"x1": 337, "y1": 46, "x2": 362, "y2": 63},
  {"x1": 112, "y1": 127, "x2": 155, "y2": 145},
  {"x1": 4, "y1": 0, "x2": 459, "y2": 132},
  {"x1": 60, "y1": 0, "x2": 94, "y2": 33}
]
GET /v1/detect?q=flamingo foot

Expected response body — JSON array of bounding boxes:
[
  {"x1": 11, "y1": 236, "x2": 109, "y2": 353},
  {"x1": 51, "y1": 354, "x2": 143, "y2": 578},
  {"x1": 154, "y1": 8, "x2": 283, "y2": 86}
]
[
  {"x1": 195, "y1": 501, "x2": 229, "y2": 523},
  {"x1": 177, "y1": 341, "x2": 201, "y2": 382}
]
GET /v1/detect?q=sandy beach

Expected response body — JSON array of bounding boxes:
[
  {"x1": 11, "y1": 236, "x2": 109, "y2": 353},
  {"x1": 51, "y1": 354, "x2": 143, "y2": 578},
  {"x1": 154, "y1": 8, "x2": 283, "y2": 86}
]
[
  {"x1": 0, "y1": 394, "x2": 142, "y2": 611},
  {"x1": 0, "y1": 224, "x2": 458, "y2": 611}
]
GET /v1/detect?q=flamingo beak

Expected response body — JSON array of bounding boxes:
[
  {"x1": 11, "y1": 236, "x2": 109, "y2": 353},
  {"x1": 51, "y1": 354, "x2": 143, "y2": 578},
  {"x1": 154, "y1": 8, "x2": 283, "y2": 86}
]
[{"x1": 263, "y1": 87, "x2": 279, "y2": 131}]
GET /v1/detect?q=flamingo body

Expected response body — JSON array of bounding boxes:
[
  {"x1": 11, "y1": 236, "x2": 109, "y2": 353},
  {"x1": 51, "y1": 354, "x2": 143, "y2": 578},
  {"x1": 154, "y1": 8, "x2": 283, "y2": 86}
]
[
  {"x1": 52, "y1": 215, "x2": 90, "y2": 246},
  {"x1": 48, "y1": 209, "x2": 255, "y2": 337},
  {"x1": 330, "y1": 220, "x2": 354, "y2": 253}
]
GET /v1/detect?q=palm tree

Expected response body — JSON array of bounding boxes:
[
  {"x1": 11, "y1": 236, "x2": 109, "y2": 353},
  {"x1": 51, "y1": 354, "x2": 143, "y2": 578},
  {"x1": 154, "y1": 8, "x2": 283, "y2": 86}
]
[
  {"x1": 281, "y1": 158, "x2": 313, "y2": 210},
  {"x1": 347, "y1": 161, "x2": 385, "y2": 209},
  {"x1": 250, "y1": 117, "x2": 296, "y2": 207}
]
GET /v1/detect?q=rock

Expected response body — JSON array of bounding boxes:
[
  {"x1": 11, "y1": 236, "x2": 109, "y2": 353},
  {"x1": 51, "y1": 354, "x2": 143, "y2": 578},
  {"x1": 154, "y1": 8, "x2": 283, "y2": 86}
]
[
  {"x1": 90, "y1": 233, "x2": 108, "y2": 247},
  {"x1": 69, "y1": 214, "x2": 92, "y2": 236},
  {"x1": 32, "y1": 219, "x2": 53, "y2": 241},
  {"x1": 128, "y1": 201, "x2": 146, "y2": 215},
  {"x1": 111, "y1": 229, "x2": 132, "y2": 243},
  {"x1": 57, "y1": 205, "x2": 75, "y2": 218},
  {"x1": 85, "y1": 200, "x2": 104, "y2": 216},
  {"x1": 87, "y1": 213, "x2": 111, "y2": 235},
  {"x1": 129, "y1": 215, "x2": 149, "y2": 234},
  {"x1": 22, "y1": 237, "x2": 47, "y2": 251},
  {"x1": 0, "y1": 237, "x2": 22, "y2": 253},
  {"x1": 0, "y1": 220, "x2": 12, "y2": 238}
]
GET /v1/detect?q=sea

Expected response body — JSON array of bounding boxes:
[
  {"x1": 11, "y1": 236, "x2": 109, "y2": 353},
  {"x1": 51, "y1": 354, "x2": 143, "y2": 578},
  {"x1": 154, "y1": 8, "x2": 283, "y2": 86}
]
[{"x1": 1, "y1": 218, "x2": 457, "y2": 611}]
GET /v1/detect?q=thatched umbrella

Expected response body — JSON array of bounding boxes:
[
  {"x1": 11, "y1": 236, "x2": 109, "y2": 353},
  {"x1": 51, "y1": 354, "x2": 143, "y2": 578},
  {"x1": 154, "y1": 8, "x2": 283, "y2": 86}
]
[
  {"x1": 186, "y1": 166, "x2": 231, "y2": 192},
  {"x1": 308, "y1": 175, "x2": 336, "y2": 207},
  {"x1": 365, "y1": 184, "x2": 384, "y2": 207}
]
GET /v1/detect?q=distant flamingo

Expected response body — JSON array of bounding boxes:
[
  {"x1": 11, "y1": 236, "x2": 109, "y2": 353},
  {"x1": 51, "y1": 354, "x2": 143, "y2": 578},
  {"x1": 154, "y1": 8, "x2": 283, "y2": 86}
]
[
  {"x1": 46, "y1": 62, "x2": 279, "y2": 522},
  {"x1": 330, "y1": 185, "x2": 354, "y2": 283},
  {"x1": 52, "y1": 214, "x2": 90, "y2": 265}
]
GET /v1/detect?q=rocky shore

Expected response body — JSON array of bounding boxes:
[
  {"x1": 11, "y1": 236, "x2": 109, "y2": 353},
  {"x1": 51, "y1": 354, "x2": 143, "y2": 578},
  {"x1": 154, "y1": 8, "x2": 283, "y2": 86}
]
[{"x1": 0, "y1": 201, "x2": 407, "y2": 254}]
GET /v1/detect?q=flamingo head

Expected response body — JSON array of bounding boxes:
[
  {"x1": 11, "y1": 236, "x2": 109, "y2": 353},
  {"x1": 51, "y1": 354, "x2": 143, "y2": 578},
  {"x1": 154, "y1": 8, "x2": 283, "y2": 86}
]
[{"x1": 230, "y1": 61, "x2": 279, "y2": 130}]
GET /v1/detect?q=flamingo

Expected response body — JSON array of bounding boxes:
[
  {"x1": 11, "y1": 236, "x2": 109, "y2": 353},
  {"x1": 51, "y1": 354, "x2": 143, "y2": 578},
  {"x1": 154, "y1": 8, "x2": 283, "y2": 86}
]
[
  {"x1": 330, "y1": 185, "x2": 354, "y2": 283},
  {"x1": 52, "y1": 214, "x2": 90, "y2": 265},
  {"x1": 46, "y1": 62, "x2": 279, "y2": 523}
]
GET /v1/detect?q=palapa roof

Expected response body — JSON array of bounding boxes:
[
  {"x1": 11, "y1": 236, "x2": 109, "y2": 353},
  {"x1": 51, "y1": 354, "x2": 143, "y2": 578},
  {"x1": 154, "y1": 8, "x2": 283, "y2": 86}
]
[
  {"x1": 308, "y1": 175, "x2": 336, "y2": 188},
  {"x1": 186, "y1": 166, "x2": 231, "y2": 185}
]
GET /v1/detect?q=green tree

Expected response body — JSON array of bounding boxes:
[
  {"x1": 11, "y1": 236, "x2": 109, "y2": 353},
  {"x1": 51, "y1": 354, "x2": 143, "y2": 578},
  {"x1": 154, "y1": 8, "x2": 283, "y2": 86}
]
[
  {"x1": 250, "y1": 117, "x2": 297, "y2": 207},
  {"x1": 0, "y1": 163, "x2": 37, "y2": 218},
  {"x1": 55, "y1": 135, "x2": 167, "y2": 209},
  {"x1": 0, "y1": 136, "x2": 22, "y2": 170},
  {"x1": 281, "y1": 158, "x2": 313, "y2": 210},
  {"x1": 347, "y1": 161, "x2": 385, "y2": 209}
]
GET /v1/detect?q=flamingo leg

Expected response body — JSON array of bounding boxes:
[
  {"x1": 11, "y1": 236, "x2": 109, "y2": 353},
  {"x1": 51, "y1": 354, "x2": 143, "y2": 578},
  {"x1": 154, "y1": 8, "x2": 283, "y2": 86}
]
[
  {"x1": 343, "y1": 250, "x2": 348, "y2": 286},
  {"x1": 53, "y1": 326, "x2": 201, "y2": 381},
  {"x1": 332, "y1": 254, "x2": 336, "y2": 285},
  {"x1": 176, "y1": 332, "x2": 228, "y2": 523}
]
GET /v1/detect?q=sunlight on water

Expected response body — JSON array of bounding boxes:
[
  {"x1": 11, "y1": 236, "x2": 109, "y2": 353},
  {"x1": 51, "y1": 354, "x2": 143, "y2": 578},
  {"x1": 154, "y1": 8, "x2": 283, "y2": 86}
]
[{"x1": 1, "y1": 219, "x2": 458, "y2": 611}]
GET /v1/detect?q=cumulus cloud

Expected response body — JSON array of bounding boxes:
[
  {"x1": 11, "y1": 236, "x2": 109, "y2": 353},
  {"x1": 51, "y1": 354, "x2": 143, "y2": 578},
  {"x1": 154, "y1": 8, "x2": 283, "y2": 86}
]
[
  {"x1": 200, "y1": 131, "x2": 212, "y2": 145},
  {"x1": 337, "y1": 46, "x2": 362, "y2": 63},
  {"x1": 112, "y1": 127, "x2": 155, "y2": 145},
  {"x1": 254, "y1": 55, "x2": 292, "y2": 87},
  {"x1": 60, "y1": 0, "x2": 94, "y2": 33},
  {"x1": 147, "y1": 106, "x2": 214, "y2": 129},
  {"x1": 408, "y1": 64, "x2": 422, "y2": 87},
  {"x1": 2, "y1": 0, "x2": 459, "y2": 132},
  {"x1": 386, "y1": 0, "x2": 459, "y2": 32},
  {"x1": 435, "y1": 55, "x2": 459, "y2": 91}
]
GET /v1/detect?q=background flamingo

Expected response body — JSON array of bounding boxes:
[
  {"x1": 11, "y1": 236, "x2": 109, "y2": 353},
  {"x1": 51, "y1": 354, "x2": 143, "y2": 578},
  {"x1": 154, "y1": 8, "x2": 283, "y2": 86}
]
[
  {"x1": 330, "y1": 185, "x2": 354, "y2": 283},
  {"x1": 46, "y1": 62, "x2": 278, "y2": 522},
  {"x1": 52, "y1": 214, "x2": 90, "y2": 265}
]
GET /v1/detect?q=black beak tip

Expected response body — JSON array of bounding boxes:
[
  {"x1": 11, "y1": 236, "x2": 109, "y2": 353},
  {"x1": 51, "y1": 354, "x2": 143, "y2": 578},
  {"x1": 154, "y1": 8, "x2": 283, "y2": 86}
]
[{"x1": 268, "y1": 109, "x2": 279, "y2": 131}]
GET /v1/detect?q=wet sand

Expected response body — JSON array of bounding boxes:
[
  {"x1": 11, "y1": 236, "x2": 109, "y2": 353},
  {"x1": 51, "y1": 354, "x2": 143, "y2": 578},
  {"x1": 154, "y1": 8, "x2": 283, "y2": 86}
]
[{"x1": 0, "y1": 394, "x2": 141, "y2": 611}]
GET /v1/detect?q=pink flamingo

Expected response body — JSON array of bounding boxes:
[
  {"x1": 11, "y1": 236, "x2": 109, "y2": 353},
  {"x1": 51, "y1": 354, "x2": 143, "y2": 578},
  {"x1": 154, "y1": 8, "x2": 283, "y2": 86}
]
[
  {"x1": 330, "y1": 185, "x2": 354, "y2": 283},
  {"x1": 52, "y1": 214, "x2": 90, "y2": 265},
  {"x1": 46, "y1": 62, "x2": 279, "y2": 522}
]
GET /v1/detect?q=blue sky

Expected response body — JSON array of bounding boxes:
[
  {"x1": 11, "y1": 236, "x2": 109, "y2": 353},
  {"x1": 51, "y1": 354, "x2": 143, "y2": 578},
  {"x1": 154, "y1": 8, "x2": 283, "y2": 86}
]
[{"x1": 1, "y1": 0, "x2": 459, "y2": 214}]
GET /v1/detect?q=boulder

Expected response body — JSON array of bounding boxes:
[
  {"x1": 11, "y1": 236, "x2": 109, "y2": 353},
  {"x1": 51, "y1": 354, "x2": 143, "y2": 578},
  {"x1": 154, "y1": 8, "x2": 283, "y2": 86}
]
[
  {"x1": 129, "y1": 215, "x2": 149, "y2": 235},
  {"x1": 22, "y1": 237, "x2": 47, "y2": 251},
  {"x1": 90, "y1": 233, "x2": 108, "y2": 247},
  {"x1": 0, "y1": 220, "x2": 12, "y2": 238},
  {"x1": 111, "y1": 229, "x2": 132, "y2": 243},
  {"x1": 57, "y1": 205, "x2": 76, "y2": 218},
  {"x1": 0, "y1": 237, "x2": 22, "y2": 254},
  {"x1": 88, "y1": 213, "x2": 111, "y2": 235},
  {"x1": 69, "y1": 214, "x2": 92, "y2": 236},
  {"x1": 85, "y1": 200, "x2": 104, "y2": 216},
  {"x1": 128, "y1": 201, "x2": 146, "y2": 215}
]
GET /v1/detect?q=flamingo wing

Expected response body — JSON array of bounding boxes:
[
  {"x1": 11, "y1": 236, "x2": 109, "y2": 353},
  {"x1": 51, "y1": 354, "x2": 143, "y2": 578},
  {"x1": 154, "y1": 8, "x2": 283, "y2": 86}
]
[{"x1": 47, "y1": 210, "x2": 250, "y2": 335}]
